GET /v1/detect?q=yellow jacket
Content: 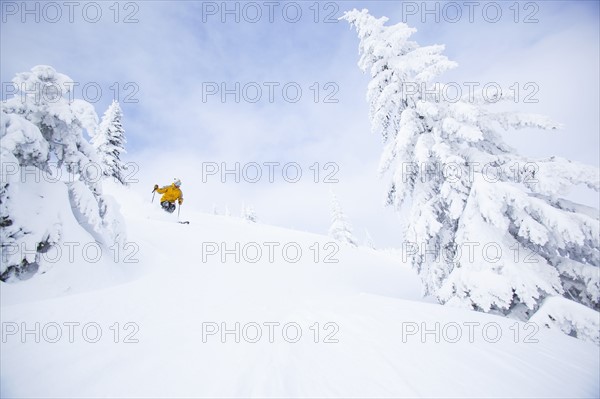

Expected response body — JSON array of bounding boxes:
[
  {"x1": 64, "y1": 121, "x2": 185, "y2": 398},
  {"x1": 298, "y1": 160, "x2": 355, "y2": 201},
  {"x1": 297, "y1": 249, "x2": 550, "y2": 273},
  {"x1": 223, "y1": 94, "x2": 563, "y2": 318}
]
[{"x1": 156, "y1": 184, "x2": 183, "y2": 204}]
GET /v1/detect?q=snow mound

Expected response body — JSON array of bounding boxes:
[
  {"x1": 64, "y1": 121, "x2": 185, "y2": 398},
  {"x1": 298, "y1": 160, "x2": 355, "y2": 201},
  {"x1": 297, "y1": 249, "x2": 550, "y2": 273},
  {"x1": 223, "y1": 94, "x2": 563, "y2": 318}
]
[
  {"x1": 530, "y1": 296, "x2": 600, "y2": 344},
  {"x1": 1, "y1": 193, "x2": 599, "y2": 397}
]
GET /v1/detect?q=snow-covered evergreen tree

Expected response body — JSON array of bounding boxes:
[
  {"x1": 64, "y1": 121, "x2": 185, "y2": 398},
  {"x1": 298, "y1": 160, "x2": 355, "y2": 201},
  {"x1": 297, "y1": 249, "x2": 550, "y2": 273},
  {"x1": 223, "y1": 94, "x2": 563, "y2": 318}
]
[
  {"x1": 241, "y1": 203, "x2": 257, "y2": 223},
  {"x1": 212, "y1": 204, "x2": 219, "y2": 215},
  {"x1": 1, "y1": 65, "x2": 126, "y2": 281},
  {"x1": 364, "y1": 229, "x2": 376, "y2": 249},
  {"x1": 343, "y1": 10, "x2": 599, "y2": 317},
  {"x1": 92, "y1": 100, "x2": 128, "y2": 185},
  {"x1": 329, "y1": 192, "x2": 357, "y2": 246}
]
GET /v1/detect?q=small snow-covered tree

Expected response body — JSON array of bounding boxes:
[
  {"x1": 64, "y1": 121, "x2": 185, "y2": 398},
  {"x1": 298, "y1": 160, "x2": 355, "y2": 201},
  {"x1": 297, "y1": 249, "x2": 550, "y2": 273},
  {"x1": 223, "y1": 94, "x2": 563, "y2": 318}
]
[
  {"x1": 92, "y1": 100, "x2": 128, "y2": 185},
  {"x1": 241, "y1": 203, "x2": 257, "y2": 223},
  {"x1": 343, "y1": 10, "x2": 599, "y2": 317},
  {"x1": 224, "y1": 205, "x2": 231, "y2": 217},
  {"x1": 1, "y1": 65, "x2": 126, "y2": 281},
  {"x1": 212, "y1": 204, "x2": 219, "y2": 215},
  {"x1": 364, "y1": 229, "x2": 376, "y2": 249},
  {"x1": 329, "y1": 192, "x2": 357, "y2": 246}
]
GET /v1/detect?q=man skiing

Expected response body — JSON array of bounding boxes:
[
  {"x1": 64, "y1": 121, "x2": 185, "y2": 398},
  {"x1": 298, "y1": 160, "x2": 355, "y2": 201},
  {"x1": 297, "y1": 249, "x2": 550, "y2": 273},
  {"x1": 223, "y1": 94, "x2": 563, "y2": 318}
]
[{"x1": 153, "y1": 178, "x2": 184, "y2": 213}]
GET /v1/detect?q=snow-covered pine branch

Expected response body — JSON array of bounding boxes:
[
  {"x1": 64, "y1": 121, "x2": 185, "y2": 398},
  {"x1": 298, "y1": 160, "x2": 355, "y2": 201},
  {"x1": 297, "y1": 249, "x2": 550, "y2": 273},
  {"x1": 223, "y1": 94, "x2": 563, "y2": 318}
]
[
  {"x1": 342, "y1": 10, "x2": 599, "y2": 321},
  {"x1": 530, "y1": 296, "x2": 599, "y2": 345}
]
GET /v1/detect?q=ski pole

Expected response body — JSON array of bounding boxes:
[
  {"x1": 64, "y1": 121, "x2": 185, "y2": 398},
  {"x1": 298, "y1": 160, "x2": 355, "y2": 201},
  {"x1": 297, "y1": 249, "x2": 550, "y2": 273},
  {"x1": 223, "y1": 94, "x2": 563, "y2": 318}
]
[
  {"x1": 151, "y1": 189, "x2": 156, "y2": 203},
  {"x1": 178, "y1": 202, "x2": 181, "y2": 219}
]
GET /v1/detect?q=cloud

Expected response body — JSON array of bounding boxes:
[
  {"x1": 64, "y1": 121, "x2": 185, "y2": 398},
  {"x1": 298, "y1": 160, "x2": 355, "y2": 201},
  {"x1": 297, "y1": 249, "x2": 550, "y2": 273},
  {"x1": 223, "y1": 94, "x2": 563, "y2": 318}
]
[{"x1": 2, "y1": 1, "x2": 598, "y2": 247}]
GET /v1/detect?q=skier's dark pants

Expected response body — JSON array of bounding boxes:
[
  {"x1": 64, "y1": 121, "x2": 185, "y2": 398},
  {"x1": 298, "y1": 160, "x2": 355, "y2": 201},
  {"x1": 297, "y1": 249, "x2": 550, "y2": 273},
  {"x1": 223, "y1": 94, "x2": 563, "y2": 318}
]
[{"x1": 161, "y1": 201, "x2": 176, "y2": 213}]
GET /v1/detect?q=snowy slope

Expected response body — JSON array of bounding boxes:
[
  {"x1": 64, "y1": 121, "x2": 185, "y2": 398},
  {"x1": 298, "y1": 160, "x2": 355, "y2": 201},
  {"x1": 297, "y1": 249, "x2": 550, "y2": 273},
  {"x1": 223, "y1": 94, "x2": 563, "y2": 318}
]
[{"x1": 1, "y1": 186, "x2": 599, "y2": 398}]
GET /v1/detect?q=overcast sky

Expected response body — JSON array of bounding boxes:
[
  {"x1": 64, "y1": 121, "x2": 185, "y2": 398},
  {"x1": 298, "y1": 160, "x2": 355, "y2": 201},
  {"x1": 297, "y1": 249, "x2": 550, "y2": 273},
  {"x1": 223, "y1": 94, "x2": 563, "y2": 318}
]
[{"x1": 1, "y1": 1, "x2": 598, "y2": 248}]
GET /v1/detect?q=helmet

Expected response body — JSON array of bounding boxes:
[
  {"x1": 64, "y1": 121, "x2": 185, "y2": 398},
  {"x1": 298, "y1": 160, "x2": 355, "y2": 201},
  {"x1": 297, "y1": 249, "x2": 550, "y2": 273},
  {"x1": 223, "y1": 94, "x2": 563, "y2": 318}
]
[{"x1": 174, "y1": 178, "x2": 182, "y2": 187}]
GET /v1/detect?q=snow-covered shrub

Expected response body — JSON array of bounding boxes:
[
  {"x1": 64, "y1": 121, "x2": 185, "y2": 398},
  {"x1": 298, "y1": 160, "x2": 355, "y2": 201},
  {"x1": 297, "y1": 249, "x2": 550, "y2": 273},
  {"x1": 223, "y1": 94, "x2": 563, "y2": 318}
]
[
  {"x1": 530, "y1": 296, "x2": 599, "y2": 345},
  {"x1": 241, "y1": 203, "x2": 257, "y2": 223}
]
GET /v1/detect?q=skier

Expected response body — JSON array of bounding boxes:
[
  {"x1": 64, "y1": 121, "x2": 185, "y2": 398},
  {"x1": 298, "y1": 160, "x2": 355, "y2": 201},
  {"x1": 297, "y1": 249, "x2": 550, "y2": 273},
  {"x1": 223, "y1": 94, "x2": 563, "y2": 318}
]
[{"x1": 153, "y1": 178, "x2": 184, "y2": 213}]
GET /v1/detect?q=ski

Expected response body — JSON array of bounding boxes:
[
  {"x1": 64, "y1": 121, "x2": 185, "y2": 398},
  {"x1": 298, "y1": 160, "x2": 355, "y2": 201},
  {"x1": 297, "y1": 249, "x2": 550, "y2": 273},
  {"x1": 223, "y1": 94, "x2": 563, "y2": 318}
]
[{"x1": 178, "y1": 221, "x2": 190, "y2": 224}]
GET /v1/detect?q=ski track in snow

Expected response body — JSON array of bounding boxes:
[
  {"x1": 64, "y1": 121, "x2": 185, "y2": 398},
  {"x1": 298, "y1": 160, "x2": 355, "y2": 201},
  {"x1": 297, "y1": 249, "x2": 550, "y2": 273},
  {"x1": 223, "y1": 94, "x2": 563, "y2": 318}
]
[{"x1": 1, "y1": 186, "x2": 599, "y2": 398}]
